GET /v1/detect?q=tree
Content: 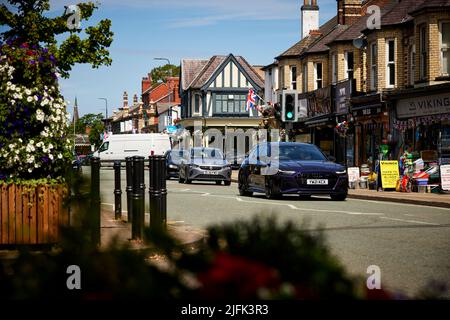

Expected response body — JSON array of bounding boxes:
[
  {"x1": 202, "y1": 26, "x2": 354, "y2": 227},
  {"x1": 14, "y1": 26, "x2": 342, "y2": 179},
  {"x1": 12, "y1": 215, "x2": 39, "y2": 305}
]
[
  {"x1": 0, "y1": 0, "x2": 114, "y2": 80},
  {"x1": 0, "y1": 1, "x2": 113, "y2": 180},
  {"x1": 71, "y1": 113, "x2": 104, "y2": 134},
  {"x1": 150, "y1": 64, "x2": 180, "y2": 83}
]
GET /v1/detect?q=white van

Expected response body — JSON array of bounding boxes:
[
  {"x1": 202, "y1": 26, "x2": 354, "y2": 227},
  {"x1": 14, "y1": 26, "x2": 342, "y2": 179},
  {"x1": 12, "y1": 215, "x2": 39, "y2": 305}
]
[{"x1": 95, "y1": 134, "x2": 172, "y2": 161}]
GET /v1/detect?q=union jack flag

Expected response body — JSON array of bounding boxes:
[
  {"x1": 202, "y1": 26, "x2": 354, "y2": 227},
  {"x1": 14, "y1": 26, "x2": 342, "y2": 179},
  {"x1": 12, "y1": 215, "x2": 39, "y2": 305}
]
[{"x1": 246, "y1": 89, "x2": 258, "y2": 111}]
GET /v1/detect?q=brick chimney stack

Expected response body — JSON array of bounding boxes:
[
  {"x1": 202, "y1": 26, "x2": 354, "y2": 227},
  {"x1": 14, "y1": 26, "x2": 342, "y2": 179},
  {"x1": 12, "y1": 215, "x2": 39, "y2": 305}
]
[
  {"x1": 337, "y1": 0, "x2": 362, "y2": 26},
  {"x1": 142, "y1": 73, "x2": 152, "y2": 94},
  {"x1": 123, "y1": 91, "x2": 128, "y2": 109},
  {"x1": 301, "y1": 0, "x2": 319, "y2": 39}
]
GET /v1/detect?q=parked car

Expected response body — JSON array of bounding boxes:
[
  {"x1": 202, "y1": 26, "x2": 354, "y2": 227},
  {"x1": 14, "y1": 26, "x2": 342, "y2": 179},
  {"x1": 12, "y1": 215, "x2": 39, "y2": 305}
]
[
  {"x1": 178, "y1": 147, "x2": 232, "y2": 185},
  {"x1": 165, "y1": 149, "x2": 188, "y2": 179},
  {"x1": 238, "y1": 142, "x2": 348, "y2": 200}
]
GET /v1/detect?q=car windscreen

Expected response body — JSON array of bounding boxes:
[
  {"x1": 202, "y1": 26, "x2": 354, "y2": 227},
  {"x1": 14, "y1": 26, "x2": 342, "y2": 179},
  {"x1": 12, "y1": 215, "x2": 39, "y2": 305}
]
[
  {"x1": 170, "y1": 150, "x2": 187, "y2": 163},
  {"x1": 273, "y1": 144, "x2": 327, "y2": 161},
  {"x1": 191, "y1": 148, "x2": 223, "y2": 160}
]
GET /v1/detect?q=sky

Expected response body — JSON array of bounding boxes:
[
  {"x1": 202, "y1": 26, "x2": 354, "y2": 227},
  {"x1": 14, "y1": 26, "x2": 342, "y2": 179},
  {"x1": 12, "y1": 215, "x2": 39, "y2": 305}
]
[{"x1": 37, "y1": 0, "x2": 335, "y2": 116}]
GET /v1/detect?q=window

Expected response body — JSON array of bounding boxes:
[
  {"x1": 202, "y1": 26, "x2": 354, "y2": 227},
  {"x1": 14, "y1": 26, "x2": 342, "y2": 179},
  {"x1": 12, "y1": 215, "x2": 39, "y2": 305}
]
[
  {"x1": 420, "y1": 25, "x2": 427, "y2": 79},
  {"x1": 194, "y1": 94, "x2": 200, "y2": 114},
  {"x1": 290, "y1": 66, "x2": 297, "y2": 90},
  {"x1": 213, "y1": 93, "x2": 247, "y2": 114},
  {"x1": 302, "y1": 64, "x2": 308, "y2": 92},
  {"x1": 386, "y1": 39, "x2": 395, "y2": 87},
  {"x1": 331, "y1": 54, "x2": 337, "y2": 84},
  {"x1": 99, "y1": 142, "x2": 109, "y2": 152},
  {"x1": 344, "y1": 51, "x2": 354, "y2": 80},
  {"x1": 409, "y1": 43, "x2": 416, "y2": 85},
  {"x1": 440, "y1": 22, "x2": 450, "y2": 75},
  {"x1": 370, "y1": 43, "x2": 378, "y2": 90},
  {"x1": 314, "y1": 62, "x2": 322, "y2": 89}
]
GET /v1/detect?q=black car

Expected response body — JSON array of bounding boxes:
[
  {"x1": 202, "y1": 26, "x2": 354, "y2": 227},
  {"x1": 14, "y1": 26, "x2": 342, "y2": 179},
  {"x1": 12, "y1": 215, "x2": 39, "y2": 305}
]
[
  {"x1": 165, "y1": 149, "x2": 188, "y2": 179},
  {"x1": 178, "y1": 147, "x2": 232, "y2": 185},
  {"x1": 238, "y1": 142, "x2": 348, "y2": 200}
]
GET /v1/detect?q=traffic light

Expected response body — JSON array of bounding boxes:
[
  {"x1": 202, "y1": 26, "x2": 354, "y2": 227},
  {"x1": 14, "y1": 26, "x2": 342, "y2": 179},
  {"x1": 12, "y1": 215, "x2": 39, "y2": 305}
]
[{"x1": 282, "y1": 90, "x2": 298, "y2": 122}]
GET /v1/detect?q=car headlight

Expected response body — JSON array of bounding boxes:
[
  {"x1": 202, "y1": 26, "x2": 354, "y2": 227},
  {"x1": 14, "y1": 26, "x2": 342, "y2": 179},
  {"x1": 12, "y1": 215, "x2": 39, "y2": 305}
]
[
  {"x1": 169, "y1": 164, "x2": 178, "y2": 169},
  {"x1": 277, "y1": 169, "x2": 296, "y2": 175},
  {"x1": 336, "y1": 170, "x2": 347, "y2": 175},
  {"x1": 223, "y1": 164, "x2": 232, "y2": 169}
]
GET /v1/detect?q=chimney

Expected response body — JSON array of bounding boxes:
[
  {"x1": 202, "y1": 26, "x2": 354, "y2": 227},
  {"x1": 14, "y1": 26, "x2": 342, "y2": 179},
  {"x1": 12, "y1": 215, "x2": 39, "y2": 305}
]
[
  {"x1": 133, "y1": 93, "x2": 138, "y2": 104},
  {"x1": 141, "y1": 73, "x2": 152, "y2": 94},
  {"x1": 337, "y1": 0, "x2": 362, "y2": 26},
  {"x1": 301, "y1": 0, "x2": 319, "y2": 39},
  {"x1": 123, "y1": 91, "x2": 128, "y2": 109}
]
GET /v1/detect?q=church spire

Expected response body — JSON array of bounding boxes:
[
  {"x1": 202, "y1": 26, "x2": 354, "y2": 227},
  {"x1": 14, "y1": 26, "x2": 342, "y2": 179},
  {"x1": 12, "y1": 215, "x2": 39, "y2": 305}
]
[{"x1": 73, "y1": 97, "x2": 80, "y2": 123}]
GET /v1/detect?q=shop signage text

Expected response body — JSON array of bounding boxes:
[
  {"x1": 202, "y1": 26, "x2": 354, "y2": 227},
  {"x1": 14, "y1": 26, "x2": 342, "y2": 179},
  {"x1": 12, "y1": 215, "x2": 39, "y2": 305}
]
[
  {"x1": 397, "y1": 92, "x2": 450, "y2": 119},
  {"x1": 441, "y1": 165, "x2": 450, "y2": 191}
]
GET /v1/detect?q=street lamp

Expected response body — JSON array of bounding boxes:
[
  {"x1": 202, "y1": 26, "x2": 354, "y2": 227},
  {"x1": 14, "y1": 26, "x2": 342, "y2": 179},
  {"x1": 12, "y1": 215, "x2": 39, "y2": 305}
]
[
  {"x1": 98, "y1": 97, "x2": 108, "y2": 131},
  {"x1": 154, "y1": 57, "x2": 173, "y2": 121}
]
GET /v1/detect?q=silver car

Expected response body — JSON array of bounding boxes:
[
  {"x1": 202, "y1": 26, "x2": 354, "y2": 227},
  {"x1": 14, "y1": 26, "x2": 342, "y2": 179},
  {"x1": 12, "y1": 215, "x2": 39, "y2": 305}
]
[{"x1": 178, "y1": 147, "x2": 232, "y2": 185}]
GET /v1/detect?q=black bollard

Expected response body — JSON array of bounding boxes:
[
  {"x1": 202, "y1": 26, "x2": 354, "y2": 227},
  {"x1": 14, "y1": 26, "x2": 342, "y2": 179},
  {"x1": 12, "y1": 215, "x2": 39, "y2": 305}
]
[
  {"x1": 159, "y1": 155, "x2": 167, "y2": 229},
  {"x1": 90, "y1": 157, "x2": 101, "y2": 246},
  {"x1": 113, "y1": 160, "x2": 122, "y2": 220},
  {"x1": 125, "y1": 157, "x2": 133, "y2": 223},
  {"x1": 131, "y1": 156, "x2": 145, "y2": 240},
  {"x1": 148, "y1": 156, "x2": 157, "y2": 230}
]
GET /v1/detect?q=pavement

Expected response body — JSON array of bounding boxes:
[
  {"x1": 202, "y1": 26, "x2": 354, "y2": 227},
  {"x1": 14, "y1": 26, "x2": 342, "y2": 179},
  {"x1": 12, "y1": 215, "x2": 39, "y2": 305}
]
[
  {"x1": 230, "y1": 171, "x2": 450, "y2": 209},
  {"x1": 100, "y1": 205, "x2": 205, "y2": 251}
]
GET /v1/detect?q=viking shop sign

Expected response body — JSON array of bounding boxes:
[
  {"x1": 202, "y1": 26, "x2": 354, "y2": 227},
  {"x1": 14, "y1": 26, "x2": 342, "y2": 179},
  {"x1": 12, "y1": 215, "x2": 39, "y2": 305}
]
[
  {"x1": 380, "y1": 160, "x2": 400, "y2": 189},
  {"x1": 396, "y1": 92, "x2": 450, "y2": 119}
]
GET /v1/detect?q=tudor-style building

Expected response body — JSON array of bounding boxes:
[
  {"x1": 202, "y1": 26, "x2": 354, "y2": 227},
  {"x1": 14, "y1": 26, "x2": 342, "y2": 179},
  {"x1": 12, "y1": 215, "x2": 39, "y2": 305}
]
[{"x1": 179, "y1": 54, "x2": 264, "y2": 134}]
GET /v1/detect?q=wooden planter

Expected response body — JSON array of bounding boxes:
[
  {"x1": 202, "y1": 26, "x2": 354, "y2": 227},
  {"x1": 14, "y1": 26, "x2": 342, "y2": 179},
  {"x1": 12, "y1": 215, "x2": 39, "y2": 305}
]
[{"x1": 0, "y1": 184, "x2": 69, "y2": 245}]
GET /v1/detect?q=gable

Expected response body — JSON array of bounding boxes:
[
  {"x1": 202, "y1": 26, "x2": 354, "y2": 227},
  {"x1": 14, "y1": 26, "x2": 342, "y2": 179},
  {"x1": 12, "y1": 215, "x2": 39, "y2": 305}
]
[
  {"x1": 208, "y1": 60, "x2": 252, "y2": 89},
  {"x1": 201, "y1": 55, "x2": 262, "y2": 91}
]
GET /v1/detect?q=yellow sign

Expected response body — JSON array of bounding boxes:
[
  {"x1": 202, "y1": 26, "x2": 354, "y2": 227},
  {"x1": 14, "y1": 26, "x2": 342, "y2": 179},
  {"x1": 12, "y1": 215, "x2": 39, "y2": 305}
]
[{"x1": 380, "y1": 160, "x2": 400, "y2": 189}]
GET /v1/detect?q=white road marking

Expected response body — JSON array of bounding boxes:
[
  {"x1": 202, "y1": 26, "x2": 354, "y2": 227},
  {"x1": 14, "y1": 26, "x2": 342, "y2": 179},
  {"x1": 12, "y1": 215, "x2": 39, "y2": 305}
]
[
  {"x1": 380, "y1": 217, "x2": 439, "y2": 226},
  {"x1": 201, "y1": 193, "x2": 211, "y2": 197}
]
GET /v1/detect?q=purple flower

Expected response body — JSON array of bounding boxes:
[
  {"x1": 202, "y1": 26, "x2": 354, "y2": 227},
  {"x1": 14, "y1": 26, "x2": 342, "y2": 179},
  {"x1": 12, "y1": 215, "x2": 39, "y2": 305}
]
[
  {"x1": 29, "y1": 60, "x2": 36, "y2": 65},
  {"x1": 49, "y1": 54, "x2": 55, "y2": 61},
  {"x1": 42, "y1": 156, "x2": 49, "y2": 163},
  {"x1": 42, "y1": 48, "x2": 48, "y2": 53}
]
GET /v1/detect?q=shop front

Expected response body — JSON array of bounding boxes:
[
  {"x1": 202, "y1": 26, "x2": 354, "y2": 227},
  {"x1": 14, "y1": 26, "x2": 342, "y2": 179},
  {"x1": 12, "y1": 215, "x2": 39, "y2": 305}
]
[
  {"x1": 305, "y1": 86, "x2": 335, "y2": 158},
  {"x1": 389, "y1": 84, "x2": 450, "y2": 166},
  {"x1": 334, "y1": 80, "x2": 354, "y2": 166},
  {"x1": 350, "y1": 93, "x2": 390, "y2": 170}
]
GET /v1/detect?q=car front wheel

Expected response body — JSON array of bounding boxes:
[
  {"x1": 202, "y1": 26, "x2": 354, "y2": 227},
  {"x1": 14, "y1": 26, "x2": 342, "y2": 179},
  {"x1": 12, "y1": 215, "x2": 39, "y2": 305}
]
[
  {"x1": 265, "y1": 177, "x2": 281, "y2": 200},
  {"x1": 238, "y1": 171, "x2": 253, "y2": 196}
]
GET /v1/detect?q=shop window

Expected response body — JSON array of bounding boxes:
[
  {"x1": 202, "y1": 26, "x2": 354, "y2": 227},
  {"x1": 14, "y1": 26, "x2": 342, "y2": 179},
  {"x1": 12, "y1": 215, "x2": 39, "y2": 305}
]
[
  {"x1": 332, "y1": 53, "x2": 337, "y2": 84},
  {"x1": 370, "y1": 43, "x2": 378, "y2": 91},
  {"x1": 420, "y1": 25, "x2": 428, "y2": 79},
  {"x1": 344, "y1": 51, "x2": 354, "y2": 80},
  {"x1": 386, "y1": 39, "x2": 395, "y2": 87},
  {"x1": 290, "y1": 65, "x2": 297, "y2": 90},
  {"x1": 314, "y1": 62, "x2": 323, "y2": 90},
  {"x1": 440, "y1": 21, "x2": 450, "y2": 76}
]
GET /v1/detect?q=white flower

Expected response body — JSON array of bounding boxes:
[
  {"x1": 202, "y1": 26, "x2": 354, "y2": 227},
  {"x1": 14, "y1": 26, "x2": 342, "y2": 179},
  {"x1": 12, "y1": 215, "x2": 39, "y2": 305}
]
[
  {"x1": 9, "y1": 144, "x2": 14, "y2": 149},
  {"x1": 6, "y1": 81, "x2": 11, "y2": 86},
  {"x1": 40, "y1": 131, "x2": 48, "y2": 137},
  {"x1": 29, "y1": 140, "x2": 34, "y2": 145},
  {"x1": 25, "y1": 89, "x2": 31, "y2": 95},
  {"x1": 36, "y1": 109, "x2": 45, "y2": 122},
  {"x1": 27, "y1": 96, "x2": 33, "y2": 102},
  {"x1": 18, "y1": 138, "x2": 22, "y2": 143},
  {"x1": 40, "y1": 99, "x2": 49, "y2": 106},
  {"x1": 34, "y1": 95, "x2": 38, "y2": 101},
  {"x1": 11, "y1": 100, "x2": 15, "y2": 105},
  {"x1": 49, "y1": 154, "x2": 54, "y2": 160},
  {"x1": 36, "y1": 141, "x2": 43, "y2": 148},
  {"x1": 48, "y1": 143, "x2": 54, "y2": 149},
  {"x1": 57, "y1": 153, "x2": 63, "y2": 159},
  {"x1": 34, "y1": 163, "x2": 40, "y2": 168},
  {"x1": 27, "y1": 155, "x2": 35, "y2": 163},
  {"x1": 28, "y1": 168, "x2": 33, "y2": 173}
]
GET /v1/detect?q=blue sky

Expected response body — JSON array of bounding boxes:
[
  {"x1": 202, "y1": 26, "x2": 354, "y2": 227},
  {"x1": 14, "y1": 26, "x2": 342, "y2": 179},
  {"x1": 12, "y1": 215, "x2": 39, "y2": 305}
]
[{"x1": 50, "y1": 0, "x2": 336, "y2": 117}]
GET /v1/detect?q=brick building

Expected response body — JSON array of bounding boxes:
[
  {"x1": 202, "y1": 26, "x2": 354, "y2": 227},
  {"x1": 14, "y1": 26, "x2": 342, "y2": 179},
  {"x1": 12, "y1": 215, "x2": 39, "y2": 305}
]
[{"x1": 268, "y1": 0, "x2": 450, "y2": 167}]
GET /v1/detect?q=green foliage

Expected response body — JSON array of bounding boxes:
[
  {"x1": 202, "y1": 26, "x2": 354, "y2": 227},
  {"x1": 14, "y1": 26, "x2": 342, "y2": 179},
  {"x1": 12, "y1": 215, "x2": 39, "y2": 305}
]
[
  {"x1": 150, "y1": 64, "x2": 180, "y2": 83},
  {"x1": 0, "y1": 0, "x2": 114, "y2": 78},
  {"x1": 0, "y1": 0, "x2": 114, "y2": 180}
]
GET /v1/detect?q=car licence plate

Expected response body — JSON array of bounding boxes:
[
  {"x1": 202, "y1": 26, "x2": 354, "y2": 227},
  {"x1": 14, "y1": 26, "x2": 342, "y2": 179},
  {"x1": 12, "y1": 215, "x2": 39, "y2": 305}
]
[
  {"x1": 205, "y1": 171, "x2": 218, "y2": 175},
  {"x1": 306, "y1": 179, "x2": 328, "y2": 185}
]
